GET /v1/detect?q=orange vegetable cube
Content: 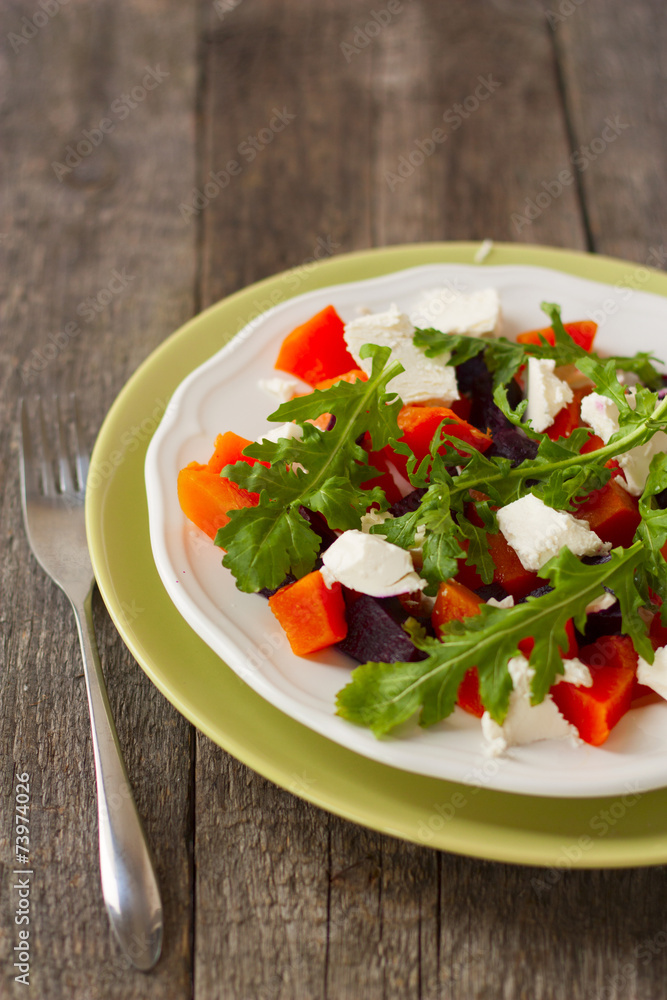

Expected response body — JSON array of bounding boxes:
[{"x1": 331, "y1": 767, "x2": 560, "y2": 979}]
[
  {"x1": 516, "y1": 320, "x2": 597, "y2": 352},
  {"x1": 392, "y1": 405, "x2": 492, "y2": 478},
  {"x1": 574, "y1": 478, "x2": 641, "y2": 549},
  {"x1": 275, "y1": 305, "x2": 357, "y2": 387},
  {"x1": 432, "y1": 579, "x2": 483, "y2": 638},
  {"x1": 551, "y1": 635, "x2": 637, "y2": 746},
  {"x1": 177, "y1": 462, "x2": 258, "y2": 540},
  {"x1": 313, "y1": 368, "x2": 368, "y2": 391},
  {"x1": 207, "y1": 431, "x2": 269, "y2": 474},
  {"x1": 269, "y1": 571, "x2": 348, "y2": 656}
]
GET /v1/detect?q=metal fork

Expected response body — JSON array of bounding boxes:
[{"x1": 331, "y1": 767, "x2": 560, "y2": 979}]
[{"x1": 19, "y1": 396, "x2": 163, "y2": 971}]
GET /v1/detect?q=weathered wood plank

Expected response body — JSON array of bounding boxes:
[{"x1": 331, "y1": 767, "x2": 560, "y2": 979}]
[
  {"x1": 556, "y1": 0, "x2": 667, "y2": 263},
  {"x1": 0, "y1": 0, "x2": 197, "y2": 996},
  {"x1": 370, "y1": 0, "x2": 588, "y2": 250}
]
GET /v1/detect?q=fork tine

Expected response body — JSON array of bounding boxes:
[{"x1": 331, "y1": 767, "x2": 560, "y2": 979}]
[
  {"x1": 18, "y1": 398, "x2": 41, "y2": 500},
  {"x1": 54, "y1": 395, "x2": 75, "y2": 494},
  {"x1": 71, "y1": 394, "x2": 89, "y2": 491},
  {"x1": 36, "y1": 397, "x2": 57, "y2": 497}
]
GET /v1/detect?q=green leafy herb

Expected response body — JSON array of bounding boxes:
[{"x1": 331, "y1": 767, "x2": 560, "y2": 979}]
[
  {"x1": 215, "y1": 344, "x2": 404, "y2": 592},
  {"x1": 412, "y1": 328, "x2": 487, "y2": 367},
  {"x1": 636, "y1": 452, "x2": 667, "y2": 619},
  {"x1": 413, "y1": 301, "x2": 663, "y2": 392},
  {"x1": 336, "y1": 544, "x2": 650, "y2": 735}
]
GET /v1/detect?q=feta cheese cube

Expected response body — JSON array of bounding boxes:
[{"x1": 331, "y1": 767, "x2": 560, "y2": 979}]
[
  {"x1": 580, "y1": 391, "x2": 667, "y2": 496},
  {"x1": 486, "y1": 595, "x2": 515, "y2": 609},
  {"x1": 496, "y1": 493, "x2": 609, "y2": 571},
  {"x1": 526, "y1": 357, "x2": 574, "y2": 433},
  {"x1": 258, "y1": 377, "x2": 300, "y2": 402},
  {"x1": 410, "y1": 287, "x2": 500, "y2": 337},
  {"x1": 637, "y1": 646, "x2": 667, "y2": 700},
  {"x1": 260, "y1": 422, "x2": 303, "y2": 444},
  {"x1": 559, "y1": 658, "x2": 593, "y2": 688},
  {"x1": 617, "y1": 432, "x2": 667, "y2": 496},
  {"x1": 343, "y1": 305, "x2": 459, "y2": 405},
  {"x1": 320, "y1": 529, "x2": 425, "y2": 597},
  {"x1": 481, "y1": 655, "x2": 580, "y2": 757},
  {"x1": 580, "y1": 392, "x2": 620, "y2": 443},
  {"x1": 360, "y1": 509, "x2": 393, "y2": 533}
]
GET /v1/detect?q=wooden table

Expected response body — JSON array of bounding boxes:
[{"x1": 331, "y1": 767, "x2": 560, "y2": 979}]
[{"x1": 3, "y1": 1, "x2": 667, "y2": 996}]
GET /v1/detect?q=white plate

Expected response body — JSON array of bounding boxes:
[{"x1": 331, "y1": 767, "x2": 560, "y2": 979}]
[{"x1": 145, "y1": 263, "x2": 667, "y2": 797}]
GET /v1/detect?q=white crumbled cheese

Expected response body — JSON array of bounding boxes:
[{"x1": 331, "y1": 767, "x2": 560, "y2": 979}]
[
  {"x1": 343, "y1": 305, "x2": 459, "y2": 405},
  {"x1": 481, "y1": 655, "x2": 581, "y2": 757},
  {"x1": 617, "y1": 433, "x2": 667, "y2": 496},
  {"x1": 637, "y1": 646, "x2": 667, "y2": 700},
  {"x1": 584, "y1": 591, "x2": 617, "y2": 615},
  {"x1": 320, "y1": 529, "x2": 425, "y2": 597},
  {"x1": 412, "y1": 523, "x2": 427, "y2": 549},
  {"x1": 580, "y1": 392, "x2": 621, "y2": 443},
  {"x1": 257, "y1": 377, "x2": 299, "y2": 403},
  {"x1": 486, "y1": 595, "x2": 515, "y2": 609},
  {"x1": 581, "y1": 392, "x2": 667, "y2": 496},
  {"x1": 526, "y1": 357, "x2": 574, "y2": 433},
  {"x1": 474, "y1": 239, "x2": 494, "y2": 264},
  {"x1": 617, "y1": 370, "x2": 641, "y2": 386},
  {"x1": 259, "y1": 422, "x2": 303, "y2": 444},
  {"x1": 360, "y1": 509, "x2": 394, "y2": 533},
  {"x1": 559, "y1": 658, "x2": 593, "y2": 688},
  {"x1": 409, "y1": 287, "x2": 500, "y2": 337},
  {"x1": 496, "y1": 493, "x2": 609, "y2": 572}
]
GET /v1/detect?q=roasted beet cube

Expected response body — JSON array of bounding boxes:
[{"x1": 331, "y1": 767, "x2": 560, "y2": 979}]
[
  {"x1": 474, "y1": 582, "x2": 511, "y2": 604},
  {"x1": 388, "y1": 488, "x2": 427, "y2": 518},
  {"x1": 298, "y1": 505, "x2": 338, "y2": 551},
  {"x1": 486, "y1": 426, "x2": 539, "y2": 466},
  {"x1": 336, "y1": 594, "x2": 427, "y2": 663}
]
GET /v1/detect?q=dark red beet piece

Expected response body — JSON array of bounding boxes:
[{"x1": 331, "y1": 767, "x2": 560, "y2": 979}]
[
  {"x1": 336, "y1": 594, "x2": 427, "y2": 664},
  {"x1": 388, "y1": 488, "x2": 426, "y2": 518},
  {"x1": 258, "y1": 573, "x2": 297, "y2": 599},
  {"x1": 298, "y1": 505, "x2": 338, "y2": 550},
  {"x1": 459, "y1": 353, "x2": 538, "y2": 467},
  {"x1": 474, "y1": 582, "x2": 510, "y2": 603},
  {"x1": 486, "y1": 426, "x2": 539, "y2": 466}
]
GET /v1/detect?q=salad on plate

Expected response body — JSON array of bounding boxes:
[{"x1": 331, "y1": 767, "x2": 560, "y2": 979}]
[{"x1": 176, "y1": 286, "x2": 667, "y2": 758}]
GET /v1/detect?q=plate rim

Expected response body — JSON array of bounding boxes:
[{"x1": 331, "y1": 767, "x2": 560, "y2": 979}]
[{"x1": 87, "y1": 241, "x2": 667, "y2": 867}]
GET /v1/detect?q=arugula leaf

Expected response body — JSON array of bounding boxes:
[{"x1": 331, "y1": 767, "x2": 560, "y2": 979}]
[
  {"x1": 215, "y1": 344, "x2": 405, "y2": 591},
  {"x1": 636, "y1": 452, "x2": 667, "y2": 620},
  {"x1": 413, "y1": 327, "x2": 487, "y2": 367},
  {"x1": 336, "y1": 544, "x2": 648, "y2": 735}
]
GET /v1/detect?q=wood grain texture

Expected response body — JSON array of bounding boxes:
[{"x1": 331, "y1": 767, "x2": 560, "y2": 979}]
[
  {"x1": 3, "y1": 0, "x2": 667, "y2": 997},
  {"x1": 0, "y1": 0, "x2": 197, "y2": 997},
  {"x1": 556, "y1": 0, "x2": 667, "y2": 263}
]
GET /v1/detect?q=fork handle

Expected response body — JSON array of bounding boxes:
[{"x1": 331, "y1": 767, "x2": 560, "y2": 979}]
[{"x1": 71, "y1": 589, "x2": 163, "y2": 971}]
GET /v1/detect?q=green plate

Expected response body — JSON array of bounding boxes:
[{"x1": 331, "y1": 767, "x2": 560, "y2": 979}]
[{"x1": 87, "y1": 241, "x2": 667, "y2": 868}]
